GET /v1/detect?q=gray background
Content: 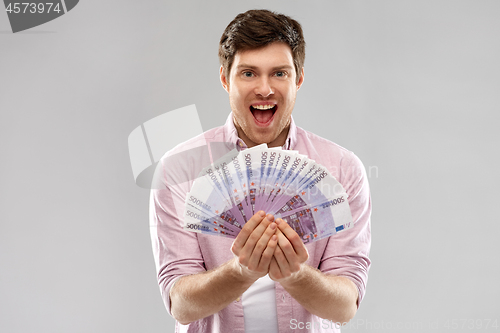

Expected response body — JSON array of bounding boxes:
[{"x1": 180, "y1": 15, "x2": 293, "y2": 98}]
[{"x1": 1, "y1": 0, "x2": 499, "y2": 332}]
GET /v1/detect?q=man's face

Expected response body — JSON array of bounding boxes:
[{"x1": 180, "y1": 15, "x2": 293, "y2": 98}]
[{"x1": 220, "y1": 42, "x2": 304, "y2": 148}]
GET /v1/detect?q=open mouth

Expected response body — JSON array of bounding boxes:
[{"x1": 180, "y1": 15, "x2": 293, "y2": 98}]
[{"x1": 250, "y1": 104, "x2": 277, "y2": 125}]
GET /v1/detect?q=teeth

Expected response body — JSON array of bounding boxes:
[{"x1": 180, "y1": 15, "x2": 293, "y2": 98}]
[{"x1": 252, "y1": 105, "x2": 275, "y2": 110}]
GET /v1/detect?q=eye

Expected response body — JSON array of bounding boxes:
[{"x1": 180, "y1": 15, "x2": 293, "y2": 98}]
[
  {"x1": 275, "y1": 71, "x2": 287, "y2": 78},
  {"x1": 243, "y1": 71, "x2": 254, "y2": 78}
]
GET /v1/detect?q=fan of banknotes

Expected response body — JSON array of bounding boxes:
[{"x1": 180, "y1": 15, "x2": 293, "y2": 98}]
[{"x1": 183, "y1": 144, "x2": 353, "y2": 244}]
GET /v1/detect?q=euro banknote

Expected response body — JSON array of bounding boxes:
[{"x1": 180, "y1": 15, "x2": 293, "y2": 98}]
[{"x1": 183, "y1": 144, "x2": 353, "y2": 243}]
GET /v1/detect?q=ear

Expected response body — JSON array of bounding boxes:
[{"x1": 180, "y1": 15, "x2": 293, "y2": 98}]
[
  {"x1": 220, "y1": 66, "x2": 229, "y2": 93},
  {"x1": 296, "y1": 67, "x2": 305, "y2": 90}
]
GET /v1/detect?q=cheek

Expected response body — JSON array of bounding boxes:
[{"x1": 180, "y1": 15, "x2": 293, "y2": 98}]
[
  {"x1": 229, "y1": 89, "x2": 246, "y2": 106},
  {"x1": 285, "y1": 86, "x2": 297, "y2": 98}
]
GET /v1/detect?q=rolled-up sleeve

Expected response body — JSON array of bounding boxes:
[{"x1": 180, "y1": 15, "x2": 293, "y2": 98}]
[
  {"x1": 319, "y1": 151, "x2": 372, "y2": 306},
  {"x1": 149, "y1": 154, "x2": 207, "y2": 315}
]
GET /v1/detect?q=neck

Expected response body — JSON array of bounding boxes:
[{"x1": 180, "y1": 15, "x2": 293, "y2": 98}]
[{"x1": 235, "y1": 123, "x2": 290, "y2": 149}]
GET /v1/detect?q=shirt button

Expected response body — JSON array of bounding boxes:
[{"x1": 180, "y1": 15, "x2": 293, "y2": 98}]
[
  {"x1": 236, "y1": 297, "x2": 240, "y2": 302},
  {"x1": 282, "y1": 294, "x2": 286, "y2": 303}
]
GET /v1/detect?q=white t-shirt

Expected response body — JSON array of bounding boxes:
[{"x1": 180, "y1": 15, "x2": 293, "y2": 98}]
[{"x1": 242, "y1": 275, "x2": 279, "y2": 333}]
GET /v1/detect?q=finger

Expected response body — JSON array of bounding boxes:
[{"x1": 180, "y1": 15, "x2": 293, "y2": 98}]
[
  {"x1": 243, "y1": 213, "x2": 274, "y2": 253},
  {"x1": 275, "y1": 228, "x2": 302, "y2": 273},
  {"x1": 257, "y1": 233, "x2": 278, "y2": 271},
  {"x1": 273, "y1": 243, "x2": 291, "y2": 277},
  {"x1": 275, "y1": 218, "x2": 309, "y2": 262},
  {"x1": 238, "y1": 215, "x2": 274, "y2": 267},
  {"x1": 275, "y1": 228, "x2": 295, "y2": 258},
  {"x1": 269, "y1": 256, "x2": 282, "y2": 281},
  {"x1": 247, "y1": 221, "x2": 277, "y2": 270},
  {"x1": 231, "y1": 210, "x2": 265, "y2": 255}
]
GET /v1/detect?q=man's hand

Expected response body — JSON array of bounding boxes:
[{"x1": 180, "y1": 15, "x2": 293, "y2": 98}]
[
  {"x1": 268, "y1": 217, "x2": 309, "y2": 282},
  {"x1": 169, "y1": 211, "x2": 278, "y2": 325},
  {"x1": 231, "y1": 211, "x2": 278, "y2": 282}
]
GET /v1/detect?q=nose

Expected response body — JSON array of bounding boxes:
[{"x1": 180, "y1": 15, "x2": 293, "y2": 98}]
[{"x1": 254, "y1": 77, "x2": 274, "y2": 97}]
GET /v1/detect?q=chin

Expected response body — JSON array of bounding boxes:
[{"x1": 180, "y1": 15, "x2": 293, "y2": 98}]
[{"x1": 251, "y1": 133, "x2": 278, "y2": 146}]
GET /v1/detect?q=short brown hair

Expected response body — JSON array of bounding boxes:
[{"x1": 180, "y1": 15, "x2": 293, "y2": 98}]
[{"x1": 219, "y1": 9, "x2": 306, "y2": 84}]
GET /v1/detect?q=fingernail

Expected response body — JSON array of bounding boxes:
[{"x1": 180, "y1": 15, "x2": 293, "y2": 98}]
[
  {"x1": 275, "y1": 218, "x2": 281, "y2": 225},
  {"x1": 271, "y1": 235, "x2": 277, "y2": 241},
  {"x1": 259, "y1": 211, "x2": 265, "y2": 217},
  {"x1": 267, "y1": 214, "x2": 274, "y2": 221},
  {"x1": 270, "y1": 222, "x2": 276, "y2": 230}
]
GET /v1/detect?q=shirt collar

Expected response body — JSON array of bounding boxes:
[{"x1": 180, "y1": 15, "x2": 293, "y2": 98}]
[{"x1": 223, "y1": 112, "x2": 297, "y2": 151}]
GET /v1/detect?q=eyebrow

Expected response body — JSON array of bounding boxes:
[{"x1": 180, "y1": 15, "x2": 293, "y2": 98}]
[{"x1": 235, "y1": 64, "x2": 294, "y2": 71}]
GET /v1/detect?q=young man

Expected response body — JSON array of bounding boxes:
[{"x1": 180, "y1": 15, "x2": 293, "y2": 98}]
[{"x1": 150, "y1": 9, "x2": 371, "y2": 333}]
